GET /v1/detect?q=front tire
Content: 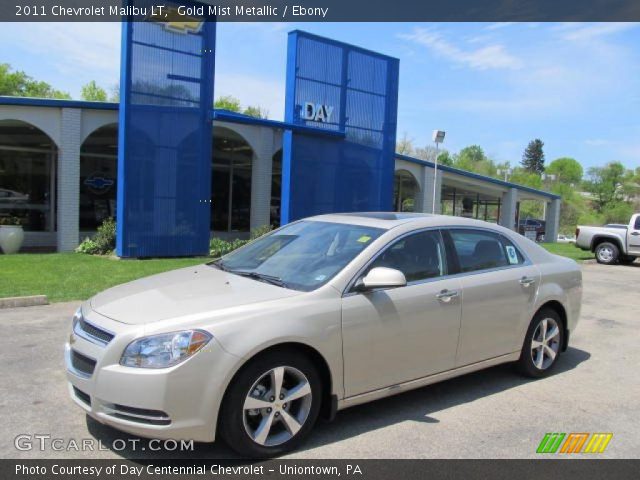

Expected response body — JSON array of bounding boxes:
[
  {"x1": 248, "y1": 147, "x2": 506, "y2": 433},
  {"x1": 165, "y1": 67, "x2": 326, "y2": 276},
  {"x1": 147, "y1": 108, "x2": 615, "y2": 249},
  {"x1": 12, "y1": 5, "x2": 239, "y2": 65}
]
[
  {"x1": 517, "y1": 308, "x2": 564, "y2": 378},
  {"x1": 219, "y1": 350, "x2": 322, "y2": 458},
  {"x1": 595, "y1": 242, "x2": 619, "y2": 265}
]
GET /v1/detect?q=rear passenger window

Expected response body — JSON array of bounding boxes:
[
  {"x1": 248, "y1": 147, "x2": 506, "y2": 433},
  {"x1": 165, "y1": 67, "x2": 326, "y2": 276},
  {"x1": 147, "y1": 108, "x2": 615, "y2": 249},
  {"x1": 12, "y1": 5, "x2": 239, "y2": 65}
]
[
  {"x1": 634, "y1": 216, "x2": 640, "y2": 230},
  {"x1": 449, "y1": 229, "x2": 524, "y2": 273}
]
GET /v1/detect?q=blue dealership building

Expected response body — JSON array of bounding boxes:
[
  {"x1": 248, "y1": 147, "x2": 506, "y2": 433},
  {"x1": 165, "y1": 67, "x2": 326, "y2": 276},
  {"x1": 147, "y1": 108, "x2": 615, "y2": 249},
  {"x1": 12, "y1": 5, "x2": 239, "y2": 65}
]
[{"x1": 0, "y1": 16, "x2": 560, "y2": 256}]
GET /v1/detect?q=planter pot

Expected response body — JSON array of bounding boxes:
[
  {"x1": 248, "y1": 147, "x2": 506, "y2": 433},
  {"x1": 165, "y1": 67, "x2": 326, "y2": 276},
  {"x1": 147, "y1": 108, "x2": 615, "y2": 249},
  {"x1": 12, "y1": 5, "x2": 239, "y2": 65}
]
[{"x1": 0, "y1": 225, "x2": 25, "y2": 254}]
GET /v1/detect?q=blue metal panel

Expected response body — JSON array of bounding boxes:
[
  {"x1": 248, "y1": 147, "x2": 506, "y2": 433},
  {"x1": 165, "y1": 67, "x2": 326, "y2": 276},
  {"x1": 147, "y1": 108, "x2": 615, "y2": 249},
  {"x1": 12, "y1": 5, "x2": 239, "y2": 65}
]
[
  {"x1": 281, "y1": 31, "x2": 400, "y2": 224},
  {"x1": 116, "y1": 1, "x2": 215, "y2": 257}
]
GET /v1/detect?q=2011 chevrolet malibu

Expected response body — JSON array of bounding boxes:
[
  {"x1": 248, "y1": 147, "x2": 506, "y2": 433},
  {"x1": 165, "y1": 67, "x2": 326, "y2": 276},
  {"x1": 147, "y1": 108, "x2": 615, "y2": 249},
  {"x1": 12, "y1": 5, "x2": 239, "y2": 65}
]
[{"x1": 66, "y1": 213, "x2": 582, "y2": 457}]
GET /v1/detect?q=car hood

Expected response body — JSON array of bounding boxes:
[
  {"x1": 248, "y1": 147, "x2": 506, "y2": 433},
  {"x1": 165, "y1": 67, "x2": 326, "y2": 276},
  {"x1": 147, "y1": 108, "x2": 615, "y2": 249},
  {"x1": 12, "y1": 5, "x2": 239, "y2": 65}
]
[{"x1": 90, "y1": 264, "x2": 301, "y2": 325}]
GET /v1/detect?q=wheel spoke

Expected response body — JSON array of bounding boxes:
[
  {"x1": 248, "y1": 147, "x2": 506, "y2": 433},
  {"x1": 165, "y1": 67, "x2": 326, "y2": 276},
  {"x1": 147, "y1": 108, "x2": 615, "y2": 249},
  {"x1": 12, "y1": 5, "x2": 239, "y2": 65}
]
[
  {"x1": 280, "y1": 410, "x2": 302, "y2": 436},
  {"x1": 535, "y1": 347, "x2": 544, "y2": 369},
  {"x1": 244, "y1": 396, "x2": 271, "y2": 411},
  {"x1": 531, "y1": 339, "x2": 543, "y2": 349},
  {"x1": 540, "y1": 319, "x2": 548, "y2": 341},
  {"x1": 544, "y1": 344, "x2": 557, "y2": 360},
  {"x1": 253, "y1": 411, "x2": 275, "y2": 445},
  {"x1": 283, "y1": 381, "x2": 311, "y2": 403},
  {"x1": 271, "y1": 367, "x2": 285, "y2": 399},
  {"x1": 546, "y1": 325, "x2": 560, "y2": 342}
]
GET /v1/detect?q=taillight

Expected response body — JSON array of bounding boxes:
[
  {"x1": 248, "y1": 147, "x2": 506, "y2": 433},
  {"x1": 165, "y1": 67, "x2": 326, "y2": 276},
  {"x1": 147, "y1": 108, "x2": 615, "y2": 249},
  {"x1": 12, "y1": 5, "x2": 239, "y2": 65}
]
[{"x1": 575, "y1": 228, "x2": 580, "y2": 238}]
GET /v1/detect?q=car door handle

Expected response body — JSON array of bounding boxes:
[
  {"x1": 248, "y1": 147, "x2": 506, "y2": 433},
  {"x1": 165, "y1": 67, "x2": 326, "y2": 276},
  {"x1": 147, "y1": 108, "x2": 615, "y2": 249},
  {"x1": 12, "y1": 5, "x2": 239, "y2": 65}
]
[
  {"x1": 436, "y1": 289, "x2": 459, "y2": 303},
  {"x1": 631, "y1": 232, "x2": 640, "y2": 236},
  {"x1": 519, "y1": 276, "x2": 536, "y2": 287}
]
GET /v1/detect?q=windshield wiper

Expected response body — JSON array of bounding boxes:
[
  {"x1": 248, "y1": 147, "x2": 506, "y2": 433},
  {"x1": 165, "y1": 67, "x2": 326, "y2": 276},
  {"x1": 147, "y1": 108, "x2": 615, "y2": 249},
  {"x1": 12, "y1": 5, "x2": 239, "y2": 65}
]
[{"x1": 230, "y1": 271, "x2": 288, "y2": 288}]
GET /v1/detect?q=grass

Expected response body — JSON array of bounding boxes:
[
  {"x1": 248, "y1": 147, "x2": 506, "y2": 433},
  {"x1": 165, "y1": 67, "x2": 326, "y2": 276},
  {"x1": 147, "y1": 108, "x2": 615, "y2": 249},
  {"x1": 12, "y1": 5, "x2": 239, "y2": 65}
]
[
  {"x1": 0, "y1": 253, "x2": 206, "y2": 303},
  {"x1": 0, "y1": 243, "x2": 593, "y2": 304},
  {"x1": 540, "y1": 243, "x2": 593, "y2": 262}
]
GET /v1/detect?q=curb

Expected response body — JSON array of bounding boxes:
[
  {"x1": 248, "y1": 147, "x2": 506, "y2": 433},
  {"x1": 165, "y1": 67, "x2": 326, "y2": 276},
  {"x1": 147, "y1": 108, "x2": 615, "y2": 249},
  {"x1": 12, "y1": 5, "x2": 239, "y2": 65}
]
[{"x1": 0, "y1": 295, "x2": 49, "y2": 309}]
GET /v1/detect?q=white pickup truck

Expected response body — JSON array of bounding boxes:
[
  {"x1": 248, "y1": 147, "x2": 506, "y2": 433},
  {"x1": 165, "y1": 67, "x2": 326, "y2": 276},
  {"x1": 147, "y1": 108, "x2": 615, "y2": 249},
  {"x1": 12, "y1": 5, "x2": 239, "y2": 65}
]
[{"x1": 575, "y1": 213, "x2": 640, "y2": 265}]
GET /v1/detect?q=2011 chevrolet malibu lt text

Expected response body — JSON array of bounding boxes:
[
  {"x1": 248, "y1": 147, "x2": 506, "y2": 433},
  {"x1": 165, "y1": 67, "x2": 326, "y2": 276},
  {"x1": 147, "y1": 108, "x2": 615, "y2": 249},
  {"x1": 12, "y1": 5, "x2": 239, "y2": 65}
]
[{"x1": 65, "y1": 213, "x2": 582, "y2": 457}]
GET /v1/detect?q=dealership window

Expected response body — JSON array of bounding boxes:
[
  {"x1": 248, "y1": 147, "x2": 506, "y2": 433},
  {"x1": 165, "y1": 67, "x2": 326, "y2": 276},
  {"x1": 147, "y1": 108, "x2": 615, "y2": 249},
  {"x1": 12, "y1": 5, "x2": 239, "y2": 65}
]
[
  {"x1": 211, "y1": 127, "x2": 252, "y2": 232},
  {"x1": 0, "y1": 120, "x2": 56, "y2": 232},
  {"x1": 271, "y1": 149, "x2": 282, "y2": 228},
  {"x1": 393, "y1": 170, "x2": 419, "y2": 212},
  {"x1": 80, "y1": 124, "x2": 118, "y2": 230}
]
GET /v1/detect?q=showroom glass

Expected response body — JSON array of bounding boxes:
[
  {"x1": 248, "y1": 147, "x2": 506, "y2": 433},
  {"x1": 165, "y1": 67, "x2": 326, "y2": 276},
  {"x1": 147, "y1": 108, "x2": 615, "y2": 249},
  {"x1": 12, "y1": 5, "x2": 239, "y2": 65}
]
[
  {"x1": 367, "y1": 230, "x2": 446, "y2": 282},
  {"x1": 80, "y1": 124, "x2": 118, "y2": 230},
  {"x1": 216, "y1": 221, "x2": 384, "y2": 291},
  {"x1": 449, "y1": 229, "x2": 524, "y2": 272},
  {"x1": 0, "y1": 120, "x2": 56, "y2": 232}
]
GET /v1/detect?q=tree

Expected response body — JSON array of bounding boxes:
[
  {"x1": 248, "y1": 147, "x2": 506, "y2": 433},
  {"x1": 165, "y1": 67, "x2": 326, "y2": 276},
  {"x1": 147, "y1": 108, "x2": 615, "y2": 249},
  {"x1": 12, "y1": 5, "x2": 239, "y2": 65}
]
[
  {"x1": 521, "y1": 139, "x2": 545, "y2": 174},
  {"x1": 242, "y1": 105, "x2": 268, "y2": 119},
  {"x1": 81, "y1": 80, "x2": 107, "y2": 102},
  {"x1": 109, "y1": 84, "x2": 120, "y2": 102},
  {"x1": 396, "y1": 132, "x2": 414, "y2": 155},
  {"x1": 214, "y1": 95, "x2": 241, "y2": 112},
  {"x1": 584, "y1": 161, "x2": 628, "y2": 210},
  {"x1": 0, "y1": 63, "x2": 70, "y2": 99},
  {"x1": 546, "y1": 157, "x2": 583, "y2": 185}
]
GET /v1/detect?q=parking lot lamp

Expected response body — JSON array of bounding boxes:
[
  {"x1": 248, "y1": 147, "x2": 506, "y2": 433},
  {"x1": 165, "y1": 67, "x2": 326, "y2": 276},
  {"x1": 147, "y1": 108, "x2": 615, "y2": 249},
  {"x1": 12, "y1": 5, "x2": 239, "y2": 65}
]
[{"x1": 432, "y1": 130, "x2": 446, "y2": 214}]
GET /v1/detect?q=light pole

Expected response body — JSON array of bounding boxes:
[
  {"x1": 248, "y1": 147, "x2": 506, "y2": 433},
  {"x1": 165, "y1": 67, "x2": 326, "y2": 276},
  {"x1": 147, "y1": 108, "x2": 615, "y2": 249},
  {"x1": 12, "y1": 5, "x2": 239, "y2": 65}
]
[{"x1": 432, "y1": 130, "x2": 446, "y2": 214}]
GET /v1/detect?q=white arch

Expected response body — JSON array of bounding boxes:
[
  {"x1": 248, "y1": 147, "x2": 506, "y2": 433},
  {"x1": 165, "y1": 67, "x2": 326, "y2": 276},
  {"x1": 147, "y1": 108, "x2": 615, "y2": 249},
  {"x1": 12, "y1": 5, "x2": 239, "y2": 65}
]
[
  {"x1": 0, "y1": 106, "x2": 61, "y2": 147},
  {"x1": 80, "y1": 110, "x2": 118, "y2": 144}
]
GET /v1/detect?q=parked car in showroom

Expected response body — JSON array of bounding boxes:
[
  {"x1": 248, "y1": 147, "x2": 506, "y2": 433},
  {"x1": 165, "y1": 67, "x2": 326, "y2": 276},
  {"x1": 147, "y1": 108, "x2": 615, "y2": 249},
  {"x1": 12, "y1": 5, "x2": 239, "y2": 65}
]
[
  {"x1": 66, "y1": 213, "x2": 582, "y2": 457},
  {"x1": 575, "y1": 213, "x2": 640, "y2": 264}
]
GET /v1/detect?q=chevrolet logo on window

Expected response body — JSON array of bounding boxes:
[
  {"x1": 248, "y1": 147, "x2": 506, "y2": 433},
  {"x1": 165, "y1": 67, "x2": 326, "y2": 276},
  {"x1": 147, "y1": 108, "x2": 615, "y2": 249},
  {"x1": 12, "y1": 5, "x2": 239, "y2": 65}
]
[{"x1": 147, "y1": 7, "x2": 204, "y2": 35}]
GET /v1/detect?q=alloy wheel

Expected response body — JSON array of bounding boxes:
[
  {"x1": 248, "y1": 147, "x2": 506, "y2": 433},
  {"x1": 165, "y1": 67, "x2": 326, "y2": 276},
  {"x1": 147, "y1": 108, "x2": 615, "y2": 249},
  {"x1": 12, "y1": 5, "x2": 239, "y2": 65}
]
[
  {"x1": 242, "y1": 366, "x2": 313, "y2": 447},
  {"x1": 530, "y1": 317, "x2": 561, "y2": 370}
]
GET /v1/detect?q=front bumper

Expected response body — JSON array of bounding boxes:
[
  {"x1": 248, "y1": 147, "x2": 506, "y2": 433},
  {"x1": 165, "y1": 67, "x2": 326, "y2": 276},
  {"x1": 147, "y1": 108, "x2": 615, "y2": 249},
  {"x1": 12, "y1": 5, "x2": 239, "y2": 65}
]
[{"x1": 65, "y1": 305, "x2": 239, "y2": 443}]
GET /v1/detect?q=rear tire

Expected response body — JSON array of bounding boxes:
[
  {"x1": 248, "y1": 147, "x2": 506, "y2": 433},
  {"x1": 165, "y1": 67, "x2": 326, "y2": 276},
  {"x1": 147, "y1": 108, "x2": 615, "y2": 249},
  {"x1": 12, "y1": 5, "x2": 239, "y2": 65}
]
[
  {"x1": 517, "y1": 308, "x2": 564, "y2": 378},
  {"x1": 219, "y1": 350, "x2": 322, "y2": 458},
  {"x1": 595, "y1": 242, "x2": 619, "y2": 265}
]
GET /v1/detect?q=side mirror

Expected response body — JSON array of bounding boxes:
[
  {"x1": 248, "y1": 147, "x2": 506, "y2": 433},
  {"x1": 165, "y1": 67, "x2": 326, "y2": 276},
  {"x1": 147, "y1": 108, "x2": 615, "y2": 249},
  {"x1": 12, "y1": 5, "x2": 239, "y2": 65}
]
[{"x1": 356, "y1": 267, "x2": 407, "y2": 291}]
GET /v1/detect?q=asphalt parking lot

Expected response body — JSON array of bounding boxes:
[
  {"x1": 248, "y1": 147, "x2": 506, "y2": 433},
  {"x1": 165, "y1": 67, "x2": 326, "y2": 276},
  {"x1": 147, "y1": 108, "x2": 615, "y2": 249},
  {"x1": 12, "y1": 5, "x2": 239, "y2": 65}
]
[{"x1": 1, "y1": 261, "x2": 638, "y2": 459}]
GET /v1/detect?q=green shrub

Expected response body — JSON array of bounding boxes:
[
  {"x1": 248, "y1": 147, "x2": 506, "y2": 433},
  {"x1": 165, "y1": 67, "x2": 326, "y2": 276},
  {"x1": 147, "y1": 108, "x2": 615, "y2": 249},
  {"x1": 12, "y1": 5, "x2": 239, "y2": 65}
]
[
  {"x1": 75, "y1": 238, "x2": 100, "y2": 255},
  {"x1": 0, "y1": 216, "x2": 21, "y2": 226},
  {"x1": 250, "y1": 224, "x2": 273, "y2": 240},
  {"x1": 75, "y1": 217, "x2": 116, "y2": 255}
]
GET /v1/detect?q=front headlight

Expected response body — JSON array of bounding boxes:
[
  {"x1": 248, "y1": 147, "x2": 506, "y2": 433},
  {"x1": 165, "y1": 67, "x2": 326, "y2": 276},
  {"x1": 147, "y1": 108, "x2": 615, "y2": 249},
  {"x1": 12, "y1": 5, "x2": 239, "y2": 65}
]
[
  {"x1": 120, "y1": 330, "x2": 212, "y2": 368},
  {"x1": 72, "y1": 308, "x2": 82, "y2": 330}
]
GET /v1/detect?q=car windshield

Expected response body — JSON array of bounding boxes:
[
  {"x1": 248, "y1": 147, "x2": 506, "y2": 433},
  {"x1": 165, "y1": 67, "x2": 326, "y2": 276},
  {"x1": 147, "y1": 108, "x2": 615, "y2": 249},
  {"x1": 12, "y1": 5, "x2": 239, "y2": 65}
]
[{"x1": 210, "y1": 221, "x2": 384, "y2": 291}]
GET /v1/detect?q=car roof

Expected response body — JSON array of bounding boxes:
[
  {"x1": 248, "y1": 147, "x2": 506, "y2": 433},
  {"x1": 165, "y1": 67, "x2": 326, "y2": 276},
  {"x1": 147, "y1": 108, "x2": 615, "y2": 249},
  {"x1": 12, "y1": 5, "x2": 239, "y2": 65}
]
[{"x1": 306, "y1": 212, "x2": 505, "y2": 231}]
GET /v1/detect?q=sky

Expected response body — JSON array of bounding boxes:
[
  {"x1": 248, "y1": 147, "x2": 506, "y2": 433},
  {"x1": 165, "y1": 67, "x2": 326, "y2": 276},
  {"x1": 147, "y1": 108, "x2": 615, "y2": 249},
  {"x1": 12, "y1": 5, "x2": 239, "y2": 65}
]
[{"x1": 1, "y1": 21, "x2": 639, "y2": 170}]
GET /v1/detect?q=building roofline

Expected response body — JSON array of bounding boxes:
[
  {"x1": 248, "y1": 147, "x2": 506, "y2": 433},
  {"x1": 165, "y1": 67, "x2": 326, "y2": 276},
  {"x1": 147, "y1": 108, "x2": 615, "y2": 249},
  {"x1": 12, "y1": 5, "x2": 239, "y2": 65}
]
[
  {"x1": 396, "y1": 153, "x2": 561, "y2": 200},
  {"x1": 0, "y1": 96, "x2": 118, "y2": 110}
]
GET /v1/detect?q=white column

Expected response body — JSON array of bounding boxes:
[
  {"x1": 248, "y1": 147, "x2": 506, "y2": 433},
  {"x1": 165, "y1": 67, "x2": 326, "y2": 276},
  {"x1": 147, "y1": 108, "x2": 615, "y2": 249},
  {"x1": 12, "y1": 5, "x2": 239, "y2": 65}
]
[
  {"x1": 544, "y1": 198, "x2": 561, "y2": 243},
  {"x1": 499, "y1": 188, "x2": 518, "y2": 231},
  {"x1": 420, "y1": 166, "x2": 442, "y2": 214},
  {"x1": 57, "y1": 108, "x2": 81, "y2": 251},
  {"x1": 249, "y1": 127, "x2": 275, "y2": 231}
]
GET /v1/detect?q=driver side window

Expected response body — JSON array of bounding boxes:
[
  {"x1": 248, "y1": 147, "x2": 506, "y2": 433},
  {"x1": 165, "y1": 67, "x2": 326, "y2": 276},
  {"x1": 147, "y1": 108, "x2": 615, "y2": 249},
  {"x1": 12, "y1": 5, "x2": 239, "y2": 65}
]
[{"x1": 367, "y1": 230, "x2": 446, "y2": 282}]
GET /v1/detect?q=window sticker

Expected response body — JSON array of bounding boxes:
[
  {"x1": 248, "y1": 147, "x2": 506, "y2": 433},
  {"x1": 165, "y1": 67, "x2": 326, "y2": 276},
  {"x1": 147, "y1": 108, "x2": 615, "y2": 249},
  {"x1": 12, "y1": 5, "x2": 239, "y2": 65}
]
[
  {"x1": 506, "y1": 245, "x2": 519, "y2": 265},
  {"x1": 357, "y1": 235, "x2": 372, "y2": 243}
]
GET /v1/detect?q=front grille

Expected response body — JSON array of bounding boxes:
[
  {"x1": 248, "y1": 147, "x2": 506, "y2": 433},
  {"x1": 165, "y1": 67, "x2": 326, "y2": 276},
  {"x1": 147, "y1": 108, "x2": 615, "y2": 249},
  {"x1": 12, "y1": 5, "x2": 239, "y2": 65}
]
[
  {"x1": 75, "y1": 318, "x2": 114, "y2": 345},
  {"x1": 70, "y1": 350, "x2": 96, "y2": 377},
  {"x1": 73, "y1": 386, "x2": 91, "y2": 406},
  {"x1": 105, "y1": 404, "x2": 171, "y2": 426}
]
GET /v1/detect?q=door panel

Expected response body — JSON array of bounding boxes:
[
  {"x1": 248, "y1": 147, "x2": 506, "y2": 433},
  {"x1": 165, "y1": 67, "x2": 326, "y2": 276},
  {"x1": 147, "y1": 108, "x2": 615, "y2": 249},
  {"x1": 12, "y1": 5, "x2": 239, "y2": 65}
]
[
  {"x1": 628, "y1": 216, "x2": 640, "y2": 256},
  {"x1": 455, "y1": 265, "x2": 539, "y2": 366},
  {"x1": 342, "y1": 278, "x2": 462, "y2": 397},
  {"x1": 445, "y1": 228, "x2": 540, "y2": 366}
]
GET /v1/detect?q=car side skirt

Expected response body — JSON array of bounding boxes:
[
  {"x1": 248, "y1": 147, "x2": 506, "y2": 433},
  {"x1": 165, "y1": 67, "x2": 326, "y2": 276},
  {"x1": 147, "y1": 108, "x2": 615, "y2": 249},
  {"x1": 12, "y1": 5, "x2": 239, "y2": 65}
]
[{"x1": 338, "y1": 352, "x2": 520, "y2": 410}]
